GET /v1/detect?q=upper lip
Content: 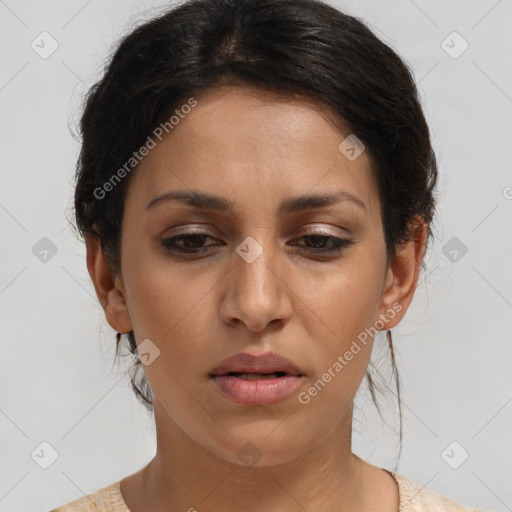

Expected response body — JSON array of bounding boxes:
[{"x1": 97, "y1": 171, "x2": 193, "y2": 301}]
[{"x1": 210, "y1": 351, "x2": 304, "y2": 377}]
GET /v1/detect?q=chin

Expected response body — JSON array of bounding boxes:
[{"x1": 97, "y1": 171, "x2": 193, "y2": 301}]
[{"x1": 207, "y1": 429, "x2": 312, "y2": 468}]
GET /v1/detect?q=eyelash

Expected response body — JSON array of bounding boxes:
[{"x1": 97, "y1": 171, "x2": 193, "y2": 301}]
[{"x1": 161, "y1": 232, "x2": 353, "y2": 256}]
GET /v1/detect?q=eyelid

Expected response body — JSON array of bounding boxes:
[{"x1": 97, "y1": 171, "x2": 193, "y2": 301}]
[
  {"x1": 162, "y1": 224, "x2": 218, "y2": 237},
  {"x1": 301, "y1": 225, "x2": 342, "y2": 234},
  {"x1": 295, "y1": 223, "x2": 352, "y2": 238},
  {"x1": 162, "y1": 220, "x2": 351, "y2": 238}
]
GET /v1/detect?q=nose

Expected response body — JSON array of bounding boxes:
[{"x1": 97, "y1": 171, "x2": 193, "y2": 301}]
[{"x1": 219, "y1": 237, "x2": 292, "y2": 333}]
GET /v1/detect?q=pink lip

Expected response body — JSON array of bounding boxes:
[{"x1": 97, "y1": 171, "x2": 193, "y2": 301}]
[
  {"x1": 209, "y1": 351, "x2": 304, "y2": 405},
  {"x1": 211, "y1": 374, "x2": 304, "y2": 405}
]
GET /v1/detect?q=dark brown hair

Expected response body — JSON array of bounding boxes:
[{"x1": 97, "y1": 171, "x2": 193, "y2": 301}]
[{"x1": 71, "y1": 0, "x2": 438, "y2": 469}]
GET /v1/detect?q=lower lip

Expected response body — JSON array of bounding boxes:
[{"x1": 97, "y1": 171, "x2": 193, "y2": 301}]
[{"x1": 211, "y1": 375, "x2": 303, "y2": 405}]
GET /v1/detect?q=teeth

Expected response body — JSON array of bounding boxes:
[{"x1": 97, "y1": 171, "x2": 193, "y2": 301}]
[{"x1": 235, "y1": 372, "x2": 282, "y2": 380}]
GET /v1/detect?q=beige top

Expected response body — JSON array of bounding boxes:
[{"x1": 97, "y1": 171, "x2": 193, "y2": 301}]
[{"x1": 50, "y1": 471, "x2": 486, "y2": 511}]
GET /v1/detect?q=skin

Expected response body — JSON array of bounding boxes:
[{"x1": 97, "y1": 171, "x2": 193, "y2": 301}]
[{"x1": 86, "y1": 84, "x2": 427, "y2": 512}]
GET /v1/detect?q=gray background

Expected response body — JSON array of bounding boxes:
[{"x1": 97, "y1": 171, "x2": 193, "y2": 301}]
[{"x1": 1, "y1": 0, "x2": 511, "y2": 510}]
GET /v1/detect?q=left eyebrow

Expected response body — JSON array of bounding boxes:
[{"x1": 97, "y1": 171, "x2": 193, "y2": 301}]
[
  {"x1": 145, "y1": 189, "x2": 367, "y2": 214},
  {"x1": 278, "y1": 190, "x2": 366, "y2": 215}
]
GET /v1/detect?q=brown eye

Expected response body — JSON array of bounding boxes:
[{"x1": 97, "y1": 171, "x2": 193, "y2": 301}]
[
  {"x1": 291, "y1": 234, "x2": 353, "y2": 254},
  {"x1": 161, "y1": 232, "x2": 221, "y2": 253},
  {"x1": 161, "y1": 232, "x2": 353, "y2": 257}
]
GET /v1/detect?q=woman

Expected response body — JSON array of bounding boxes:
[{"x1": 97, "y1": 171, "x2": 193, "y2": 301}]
[{"x1": 51, "y1": 0, "x2": 485, "y2": 510}]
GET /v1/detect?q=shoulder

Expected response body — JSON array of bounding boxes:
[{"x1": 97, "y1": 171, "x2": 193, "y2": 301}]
[
  {"x1": 49, "y1": 480, "x2": 130, "y2": 511},
  {"x1": 49, "y1": 472, "x2": 488, "y2": 512},
  {"x1": 391, "y1": 472, "x2": 487, "y2": 512}
]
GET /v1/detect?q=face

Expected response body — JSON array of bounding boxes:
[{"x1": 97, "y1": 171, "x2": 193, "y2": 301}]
[{"x1": 89, "y1": 84, "x2": 422, "y2": 468}]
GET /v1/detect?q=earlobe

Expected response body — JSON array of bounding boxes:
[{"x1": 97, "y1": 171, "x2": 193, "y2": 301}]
[
  {"x1": 379, "y1": 219, "x2": 428, "y2": 328},
  {"x1": 85, "y1": 232, "x2": 133, "y2": 333}
]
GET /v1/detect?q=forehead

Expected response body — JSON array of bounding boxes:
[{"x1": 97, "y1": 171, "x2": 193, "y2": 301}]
[{"x1": 126, "y1": 85, "x2": 380, "y2": 218}]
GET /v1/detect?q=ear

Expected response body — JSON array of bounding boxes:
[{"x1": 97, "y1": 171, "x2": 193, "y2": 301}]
[
  {"x1": 378, "y1": 218, "x2": 428, "y2": 328},
  {"x1": 85, "y1": 231, "x2": 133, "y2": 334}
]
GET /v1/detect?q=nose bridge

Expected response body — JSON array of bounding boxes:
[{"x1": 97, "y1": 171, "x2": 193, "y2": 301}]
[
  {"x1": 222, "y1": 233, "x2": 288, "y2": 331},
  {"x1": 235, "y1": 234, "x2": 277, "y2": 298}
]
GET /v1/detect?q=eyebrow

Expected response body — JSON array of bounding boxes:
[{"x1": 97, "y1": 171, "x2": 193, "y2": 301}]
[{"x1": 145, "y1": 189, "x2": 367, "y2": 215}]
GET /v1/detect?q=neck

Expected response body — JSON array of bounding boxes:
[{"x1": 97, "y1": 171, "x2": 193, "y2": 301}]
[{"x1": 122, "y1": 400, "x2": 377, "y2": 512}]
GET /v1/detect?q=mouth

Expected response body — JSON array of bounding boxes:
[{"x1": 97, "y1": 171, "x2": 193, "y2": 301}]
[
  {"x1": 209, "y1": 351, "x2": 304, "y2": 378},
  {"x1": 209, "y1": 352, "x2": 305, "y2": 405},
  {"x1": 219, "y1": 371, "x2": 296, "y2": 380}
]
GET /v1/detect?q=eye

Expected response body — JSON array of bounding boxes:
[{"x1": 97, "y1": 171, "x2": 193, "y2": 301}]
[
  {"x1": 161, "y1": 232, "x2": 220, "y2": 254},
  {"x1": 160, "y1": 231, "x2": 353, "y2": 256},
  {"x1": 290, "y1": 233, "x2": 353, "y2": 254}
]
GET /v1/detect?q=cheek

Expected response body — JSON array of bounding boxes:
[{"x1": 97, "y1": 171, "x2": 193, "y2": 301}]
[
  {"x1": 312, "y1": 256, "x2": 385, "y2": 336},
  {"x1": 297, "y1": 248, "x2": 386, "y2": 394},
  {"x1": 296, "y1": 271, "x2": 380, "y2": 420},
  {"x1": 122, "y1": 246, "x2": 219, "y2": 374},
  {"x1": 121, "y1": 239, "x2": 192, "y2": 328}
]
